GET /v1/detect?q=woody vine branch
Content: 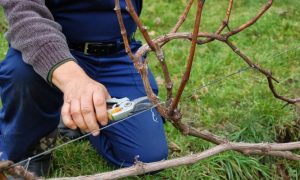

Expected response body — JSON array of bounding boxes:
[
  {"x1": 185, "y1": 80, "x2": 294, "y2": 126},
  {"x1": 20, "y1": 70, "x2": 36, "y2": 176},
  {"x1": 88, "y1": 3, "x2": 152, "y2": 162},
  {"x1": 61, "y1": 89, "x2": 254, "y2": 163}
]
[
  {"x1": 115, "y1": 0, "x2": 300, "y2": 170},
  {"x1": 5, "y1": 0, "x2": 300, "y2": 179}
]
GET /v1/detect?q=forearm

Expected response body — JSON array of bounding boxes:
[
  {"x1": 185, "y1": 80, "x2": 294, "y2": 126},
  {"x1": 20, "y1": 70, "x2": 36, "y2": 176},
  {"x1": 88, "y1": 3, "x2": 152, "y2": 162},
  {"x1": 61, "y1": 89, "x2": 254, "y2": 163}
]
[
  {"x1": 0, "y1": 0, "x2": 75, "y2": 80},
  {"x1": 1, "y1": 0, "x2": 111, "y2": 135}
]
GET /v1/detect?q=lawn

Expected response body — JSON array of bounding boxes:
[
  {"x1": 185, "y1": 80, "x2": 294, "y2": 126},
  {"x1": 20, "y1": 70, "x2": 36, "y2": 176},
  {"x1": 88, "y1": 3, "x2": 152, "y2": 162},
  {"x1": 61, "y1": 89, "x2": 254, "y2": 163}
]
[{"x1": 1, "y1": 0, "x2": 300, "y2": 179}]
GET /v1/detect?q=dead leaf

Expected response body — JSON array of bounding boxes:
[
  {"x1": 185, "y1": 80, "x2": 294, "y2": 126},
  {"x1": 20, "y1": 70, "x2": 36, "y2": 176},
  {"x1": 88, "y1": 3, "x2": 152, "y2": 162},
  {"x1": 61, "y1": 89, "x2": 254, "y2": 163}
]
[
  {"x1": 168, "y1": 142, "x2": 181, "y2": 152},
  {"x1": 156, "y1": 76, "x2": 164, "y2": 86}
]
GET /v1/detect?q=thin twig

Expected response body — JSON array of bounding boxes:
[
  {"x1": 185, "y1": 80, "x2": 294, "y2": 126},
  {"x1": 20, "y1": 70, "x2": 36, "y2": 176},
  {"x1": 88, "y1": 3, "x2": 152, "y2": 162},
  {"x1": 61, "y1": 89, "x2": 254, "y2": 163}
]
[
  {"x1": 225, "y1": 40, "x2": 279, "y2": 82},
  {"x1": 267, "y1": 77, "x2": 300, "y2": 104},
  {"x1": 198, "y1": 0, "x2": 234, "y2": 44},
  {"x1": 125, "y1": 0, "x2": 173, "y2": 101},
  {"x1": 114, "y1": 0, "x2": 138, "y2": 64},
  {"x1": 171, "y1": 0, "x2": 195, "y2": 33},
  {"x1": 225, "y1": 0, "x2": 273, "y2": 37},
  {"x1": 125, "y1": 0, "x2": 155, "y2": 50},
  {"x1": 169, "y1": 0, "x2": 206, "y2": 115}
]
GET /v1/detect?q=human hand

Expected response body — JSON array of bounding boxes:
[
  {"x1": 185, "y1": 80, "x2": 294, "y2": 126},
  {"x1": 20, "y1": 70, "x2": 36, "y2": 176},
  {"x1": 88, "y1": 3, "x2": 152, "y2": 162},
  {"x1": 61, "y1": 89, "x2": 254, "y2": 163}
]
[
  {"x1": 52, "y1": 61, "x2": 111, "y2": 136},
  {"x1": 0, "y1": 160, "x2": 12, "y2": 170},
  {"x1": 0, "y1": 160, "x2": 13, "y2": 180}
]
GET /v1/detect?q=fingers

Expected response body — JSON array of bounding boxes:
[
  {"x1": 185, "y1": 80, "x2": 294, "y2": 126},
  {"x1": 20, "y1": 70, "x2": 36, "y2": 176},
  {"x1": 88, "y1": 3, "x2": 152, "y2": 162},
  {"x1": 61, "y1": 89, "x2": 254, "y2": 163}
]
[
  {"x1": 81, "y1": 93, "x2": 100, "y2": 136},
  {"x1": 0, "y1": 160, "x2": 13, "y2": 170},
  {"x1": 93, "y1": 90, "x2": 109, "y2": 126},
  {"x1": 62, "y1": 95, "x2": 104, "y2": 136},
  {"x1": 61, "y1": 80, "x2": 110, "y2": 136},
  {"x1": 70, "y1": 99, "x2": 88, "y2": 132},
  {"x1": 61, "y1": 102, "x2": 77, "y2": 130}
]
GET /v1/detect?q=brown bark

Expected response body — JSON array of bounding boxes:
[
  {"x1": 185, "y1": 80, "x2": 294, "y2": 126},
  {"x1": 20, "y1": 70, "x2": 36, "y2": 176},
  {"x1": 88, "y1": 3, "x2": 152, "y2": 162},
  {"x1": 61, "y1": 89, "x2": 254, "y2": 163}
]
[
  {"x1": 47, "y1": 142, "x2": 300, "y2": 180},
  {"x1": 7, "y1": 0, "x2": 300, "y2": 179}
]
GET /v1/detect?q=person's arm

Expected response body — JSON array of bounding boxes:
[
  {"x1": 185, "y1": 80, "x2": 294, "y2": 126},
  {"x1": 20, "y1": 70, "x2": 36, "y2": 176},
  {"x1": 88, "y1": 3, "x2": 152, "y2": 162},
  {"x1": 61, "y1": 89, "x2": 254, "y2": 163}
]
[
  {"x1": 0, "y1": 0, "x2": 74, "y2": 80},
  {"x1": 0, "y1": 0, "x2": 110, "y2": 136}
]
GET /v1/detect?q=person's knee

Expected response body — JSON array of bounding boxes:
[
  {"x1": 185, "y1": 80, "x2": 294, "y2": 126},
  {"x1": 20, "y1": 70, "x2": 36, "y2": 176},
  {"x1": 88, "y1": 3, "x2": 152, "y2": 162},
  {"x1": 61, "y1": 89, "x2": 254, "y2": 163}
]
[
  {"x1": 89, "y1": 111, "x2": 169, "y2": 167},
  {"x1": 124, "y1": 128, "x2": 169, "y2": 164},
  {"x1": 136, "y1": 143, "x2": 169, "y2": 163},
  {"x1": 119, "y1": 137, "x2": 169, "y2": 165},
  {"x1": 91, "y1": 134, "x2": 169, "y2": 167},
  {"x1": 109, "y1": 143, "x2": 168, "y2": 168}
]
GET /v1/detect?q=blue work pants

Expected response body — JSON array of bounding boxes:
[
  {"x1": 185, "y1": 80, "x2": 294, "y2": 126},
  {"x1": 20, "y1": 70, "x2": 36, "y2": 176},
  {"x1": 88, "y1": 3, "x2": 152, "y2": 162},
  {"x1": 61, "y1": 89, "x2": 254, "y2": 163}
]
[{"x1": 0, "y1": 41, "x2": 168, "y2": 167}]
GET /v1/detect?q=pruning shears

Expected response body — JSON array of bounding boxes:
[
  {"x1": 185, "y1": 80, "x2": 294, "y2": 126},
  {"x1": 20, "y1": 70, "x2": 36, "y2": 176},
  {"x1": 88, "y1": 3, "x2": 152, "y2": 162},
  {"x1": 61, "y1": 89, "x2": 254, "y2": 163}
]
[{"x1": 106, "y1": 96, "x2": 153, "y2": 121}]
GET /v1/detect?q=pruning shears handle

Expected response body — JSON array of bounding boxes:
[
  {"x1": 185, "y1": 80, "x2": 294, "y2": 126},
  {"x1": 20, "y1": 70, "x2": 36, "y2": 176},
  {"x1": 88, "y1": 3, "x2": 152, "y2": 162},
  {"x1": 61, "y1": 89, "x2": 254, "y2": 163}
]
[
  {"x1": 107, "y1": 97, "x2": 133, "y2": 121},
  {"x1": 106, "y1": 96, "x2": 151, "y2": 121}
]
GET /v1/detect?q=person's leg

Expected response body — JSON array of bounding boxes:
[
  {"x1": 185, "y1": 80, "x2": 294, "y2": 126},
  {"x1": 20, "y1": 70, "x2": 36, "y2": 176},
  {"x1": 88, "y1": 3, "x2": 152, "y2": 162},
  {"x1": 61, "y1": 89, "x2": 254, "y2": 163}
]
[
  {"x1": 0, "y1": 48, "x2": 63, "y2": 175},
  {"x1": 89, "y1": 109, "x2": 168, "y2": 167},
  {"x1": 72, "y1": 42, "x2": 168, "y2": 167}
]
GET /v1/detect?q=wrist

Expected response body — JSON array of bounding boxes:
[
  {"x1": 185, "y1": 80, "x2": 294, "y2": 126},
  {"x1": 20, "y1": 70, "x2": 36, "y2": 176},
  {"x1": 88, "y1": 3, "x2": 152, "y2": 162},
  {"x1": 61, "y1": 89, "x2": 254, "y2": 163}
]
[
  {"x1": 52, "y1": 61, "x2": 88, "y2": 92},
  {"x1": 47, "y1": 58, "x2": 75, "y2": 86}
]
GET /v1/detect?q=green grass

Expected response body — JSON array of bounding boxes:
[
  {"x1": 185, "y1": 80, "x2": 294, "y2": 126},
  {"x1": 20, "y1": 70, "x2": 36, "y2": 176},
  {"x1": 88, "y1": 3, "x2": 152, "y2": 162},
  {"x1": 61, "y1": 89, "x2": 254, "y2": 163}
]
[
  {"x1": 0, "y1": 7, "x2": 7, "y2": 61},
  {"x1": 1, "y1": 0, "x2": 300, "y2": 179}
]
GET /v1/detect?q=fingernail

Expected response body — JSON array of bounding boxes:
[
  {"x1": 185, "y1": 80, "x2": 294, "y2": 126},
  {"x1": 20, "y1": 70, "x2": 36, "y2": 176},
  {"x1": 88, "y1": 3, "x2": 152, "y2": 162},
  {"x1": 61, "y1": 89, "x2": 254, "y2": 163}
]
[
  {"x1": 92, "y1": 130, "x2": 100, "y2": 136},
  {"x1": 101, "y1": 121, "x2": 108, "y2": 126}
]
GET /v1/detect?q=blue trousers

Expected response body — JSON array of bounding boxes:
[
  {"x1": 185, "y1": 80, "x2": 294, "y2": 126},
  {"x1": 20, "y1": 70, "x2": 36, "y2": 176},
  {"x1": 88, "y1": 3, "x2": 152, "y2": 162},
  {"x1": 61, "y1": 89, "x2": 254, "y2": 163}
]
[{"x1": 0, "y1": 41, "x2": 168, "y2": 167}]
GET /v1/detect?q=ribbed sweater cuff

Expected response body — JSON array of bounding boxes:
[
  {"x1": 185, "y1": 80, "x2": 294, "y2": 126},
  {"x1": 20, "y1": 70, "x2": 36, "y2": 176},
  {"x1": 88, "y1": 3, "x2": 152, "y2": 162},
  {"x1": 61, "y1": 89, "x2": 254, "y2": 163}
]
[{"x1": 30, "y1": 41, "x2": 75, "y2": 80}]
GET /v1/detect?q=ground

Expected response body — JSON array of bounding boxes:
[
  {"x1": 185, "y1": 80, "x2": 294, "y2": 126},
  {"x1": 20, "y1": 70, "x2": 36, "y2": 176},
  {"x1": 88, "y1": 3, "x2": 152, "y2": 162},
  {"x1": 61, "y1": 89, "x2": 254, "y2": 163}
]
[{"x1": 0, "y1": 0, "x2": 300, "y2": 179}]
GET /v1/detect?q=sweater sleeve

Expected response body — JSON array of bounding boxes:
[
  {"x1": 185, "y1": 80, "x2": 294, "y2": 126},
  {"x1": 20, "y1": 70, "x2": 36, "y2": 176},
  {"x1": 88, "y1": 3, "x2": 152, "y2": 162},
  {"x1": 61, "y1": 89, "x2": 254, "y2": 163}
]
[{"x1": 0, "y1": 0, "x2": 75, "y2": 80}]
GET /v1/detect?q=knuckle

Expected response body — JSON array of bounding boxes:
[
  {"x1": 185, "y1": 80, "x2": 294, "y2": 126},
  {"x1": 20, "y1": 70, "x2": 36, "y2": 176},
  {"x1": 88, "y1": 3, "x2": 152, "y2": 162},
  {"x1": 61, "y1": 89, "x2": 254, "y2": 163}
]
[
  {"x1": 81, "y1": 106, "x2": 92, "y2": 114},
  {"x1": 94, "y1": 98, "x2": 106, "y2": 107},
  {"x1": 71, "y1": 110, "x2": 81, "y2": 116},
  {"x1": 96, "y1": 114, "x2": 102, "y2": 120},
  {"x1": 64, "y1": 95, "x2": 74, "y2": 102},
  {"x1": 96, "y1": 111, "x2": 106, "y2": 120}
]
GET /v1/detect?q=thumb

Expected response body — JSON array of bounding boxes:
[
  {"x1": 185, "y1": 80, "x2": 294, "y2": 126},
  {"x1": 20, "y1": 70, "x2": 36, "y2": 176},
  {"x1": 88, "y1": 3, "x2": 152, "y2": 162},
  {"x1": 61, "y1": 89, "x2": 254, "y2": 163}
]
[{"x1": 0, "y1": 160, "x2": 13, "y2": 170}]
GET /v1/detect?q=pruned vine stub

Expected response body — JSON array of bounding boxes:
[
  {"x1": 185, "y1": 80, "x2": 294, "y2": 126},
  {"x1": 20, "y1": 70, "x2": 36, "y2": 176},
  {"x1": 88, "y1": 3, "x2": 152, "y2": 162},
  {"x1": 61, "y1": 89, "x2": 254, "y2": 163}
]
[{"x1": 5, "y1": 0, "x2": 300, "y2": 179}]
